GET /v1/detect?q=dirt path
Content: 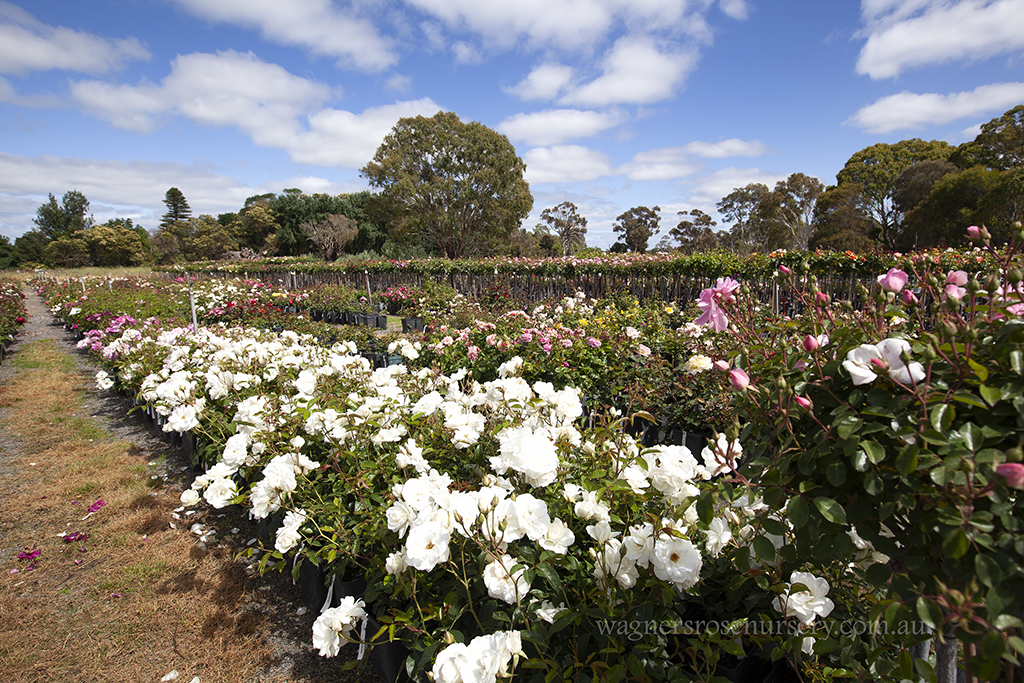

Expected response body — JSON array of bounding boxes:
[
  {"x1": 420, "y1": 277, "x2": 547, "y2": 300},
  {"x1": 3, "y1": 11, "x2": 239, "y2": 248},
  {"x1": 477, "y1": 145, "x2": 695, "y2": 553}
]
[{"x1": 0, "y1": 286, "x2": 371, "y2": 683}]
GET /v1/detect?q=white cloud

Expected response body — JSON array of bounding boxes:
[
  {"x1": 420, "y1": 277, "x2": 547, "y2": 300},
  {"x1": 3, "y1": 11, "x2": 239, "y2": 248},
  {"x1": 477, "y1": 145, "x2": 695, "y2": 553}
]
[
  {"x1": 70, "y1": 51, "x2": 442, "y2": 168},
  {"x1": 403, "y1": 0, "x2": 614, "y2": 51},
  {"x1": 170, "y1": 0, "x2": 397, "y2": 72},
  {"x1": 504, "y1": 63, "x2": 574, "y2": 101},
  {"x1": 685, "y1": 167, "x2": 789, "y2": 206},
  {"x1": 719, "y1": 0, "x2": 750, "y2": 20},
  {"x1": 0, "y1": 1, "x2": 149, "y2": 75},
  {"x1": 622, "y1": 148, "x2": 702, "y2": 181},
  {"x1": 386, "y1": 74, "x2": 412, "y2": 93},
  {"x1": 287, "y1": 98, "x2": 444, "y2": 167},
  {"x1": 560, "y1": 36, "x2": 698, "y2": 107},
  {"x1": 452, "y1": 41, "x2": 482, "y2": 65},
  {"x1": 847, "y1": 82, "x2": 1024, "y2": 132},
  {"x1": 620, "y1": 138, "x2": 767, "y2": 181},
  {"x1": 523, "y1": 145, "x2": 614, "y2": 184},
  {"x1": 498, "y1": 109, "x2": 626, "y2": 146},
  {"x1": 71, "y1": 50, "x2": 331, "y2": 138},
  {"x1": 684, "y1": 138, "x2": 769, "y2": 158},
  {"x1": 857, "y1": 0, "x2": 1024, "y2": 79},
  {"x1": 0, "y1": 152, "x2": 363, "y2": 239}
]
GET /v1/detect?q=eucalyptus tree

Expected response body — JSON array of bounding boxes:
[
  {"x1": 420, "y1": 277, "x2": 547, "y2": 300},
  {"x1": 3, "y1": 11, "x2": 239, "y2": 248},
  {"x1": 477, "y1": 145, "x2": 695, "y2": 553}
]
[{"x1": 361, "y1": 111, "x2": 533, "y2": 258}]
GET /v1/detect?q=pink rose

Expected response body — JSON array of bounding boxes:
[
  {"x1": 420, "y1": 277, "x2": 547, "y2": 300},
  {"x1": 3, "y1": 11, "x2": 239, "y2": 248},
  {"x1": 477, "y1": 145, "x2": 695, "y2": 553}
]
[
  {"x1": 877, "y1": 268, "x2": 908, "y2": 294},
  {"x1": 996, "y1": 463, "x2": 1024, "y2": 489},
  {"x1": 729, "y1": 368, "x2": 750, "y2": 391}
]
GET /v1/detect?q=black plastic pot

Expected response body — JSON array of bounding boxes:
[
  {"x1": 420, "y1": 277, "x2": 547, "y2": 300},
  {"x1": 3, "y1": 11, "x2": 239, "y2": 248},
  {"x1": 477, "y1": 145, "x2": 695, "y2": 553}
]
[{"x1": 401, "y1": 317, "x2": 423, "y2": 333}]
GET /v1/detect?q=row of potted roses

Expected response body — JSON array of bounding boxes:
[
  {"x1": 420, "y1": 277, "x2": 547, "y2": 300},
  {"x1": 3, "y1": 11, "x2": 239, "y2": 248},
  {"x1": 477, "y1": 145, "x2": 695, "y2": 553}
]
[
  {"x1": 34, "y1": 274, "x2": 872, "y2": 683},
  {"x1": 0, "y1": 277, "x2": 27, "y2": 356}
]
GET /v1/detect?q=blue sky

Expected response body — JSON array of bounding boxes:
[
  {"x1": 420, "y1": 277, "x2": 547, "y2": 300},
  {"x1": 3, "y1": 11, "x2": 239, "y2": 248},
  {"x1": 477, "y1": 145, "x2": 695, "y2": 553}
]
[{"x1": 2, "y1": 0, "x2": 1023, "y2": 249}]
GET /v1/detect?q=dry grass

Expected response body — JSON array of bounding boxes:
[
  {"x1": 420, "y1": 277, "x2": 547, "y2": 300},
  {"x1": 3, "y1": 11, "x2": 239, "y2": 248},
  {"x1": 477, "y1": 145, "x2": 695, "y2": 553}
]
[{"x1": 0, "y1": 340, "x2": 282, "y2": 682}]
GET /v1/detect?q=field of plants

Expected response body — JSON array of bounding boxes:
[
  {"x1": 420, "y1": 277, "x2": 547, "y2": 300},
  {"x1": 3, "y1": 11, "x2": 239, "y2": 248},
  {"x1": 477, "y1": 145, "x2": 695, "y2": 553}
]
[{"x1": 22, "y1": 231, "x2": 1024, "y2": 683}]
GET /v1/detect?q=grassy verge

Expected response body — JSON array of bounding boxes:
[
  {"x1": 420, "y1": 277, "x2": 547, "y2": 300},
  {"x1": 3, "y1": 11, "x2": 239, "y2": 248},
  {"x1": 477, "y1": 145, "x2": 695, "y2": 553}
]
[{"x1": 0, "y1": 340, "x2": 275, "y2": 682}]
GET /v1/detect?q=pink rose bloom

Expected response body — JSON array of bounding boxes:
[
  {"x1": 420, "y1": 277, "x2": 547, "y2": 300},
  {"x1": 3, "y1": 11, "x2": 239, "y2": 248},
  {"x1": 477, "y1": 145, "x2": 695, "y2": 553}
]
[
  {"x1": 694, "y1": 277, "x2": 740, "y2": 332},
  {"x1": 877, "y1": 268, "x2": 908, "y2": 294},
  {"x1": 521, "y1": 332, "x2": 533, "y2": 343},
  {"x1": 586, "y1": 337, "x2": 601, "y2": 348},
  {"x1": 996, "y1": 463, "x2": 1024, "y2": 489},
  {"x1": 967, "y1": 225, "x2": 981, "y2": 240},
  {"x1": 467, "y1": 345, "x2": 480, "y2": 361},
  {"x1": 560, "y1": 338, "x2": 573, "y2": 348},
  {"x1": 486, "y1": 334, "x2": 498, "y2": 346}
]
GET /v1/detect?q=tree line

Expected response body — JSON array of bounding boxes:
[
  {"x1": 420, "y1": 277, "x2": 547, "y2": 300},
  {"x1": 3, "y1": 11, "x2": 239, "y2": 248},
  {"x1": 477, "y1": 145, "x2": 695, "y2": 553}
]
[{"x1": 3, "y1": 104, "x2": 1021, "y2": 269}]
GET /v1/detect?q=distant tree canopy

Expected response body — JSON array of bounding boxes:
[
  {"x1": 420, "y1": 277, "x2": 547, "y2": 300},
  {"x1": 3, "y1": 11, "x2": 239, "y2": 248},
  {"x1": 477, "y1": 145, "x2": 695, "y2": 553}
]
[
  {"x1": 11, "y1": 106, "x2": 1024, "y2": 269},
  {"x1": 361, "y1": 111, "x2": 533, "y2": 259},
  {"x1": 539, "y1": 201, "x2": 588, "y2": 255},
  {"x1": 612, "y1": 206, "x2": 661, "y2": 253}
]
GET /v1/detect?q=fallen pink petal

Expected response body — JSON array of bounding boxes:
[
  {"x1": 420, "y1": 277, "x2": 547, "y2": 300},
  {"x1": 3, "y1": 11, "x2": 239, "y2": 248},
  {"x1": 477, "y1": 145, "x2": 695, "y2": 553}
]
[
  {"x1": 17, "y1": 548, "x2": 41, "y2": 560},
  {"x1": 87, "y1": 499, "x2": 106, "y2": 514}
]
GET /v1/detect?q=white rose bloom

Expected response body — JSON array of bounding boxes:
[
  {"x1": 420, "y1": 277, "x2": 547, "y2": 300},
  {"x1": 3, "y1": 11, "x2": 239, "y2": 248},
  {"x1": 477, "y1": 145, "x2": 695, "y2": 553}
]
[
  {"x1": 497, "y1": 356, "x2": 524, "y2": 378},
  {"x1": 179, "y1": 488, "x2": 200, "y2": 506},
  {"x1": 386, "y1": 500, "x2": 417, "y2": 538},
  {"x1": 483, "y1": 554, "x2": 530, "y2": 604},
  {"x1": 593, "y1": 538, "x2": 639, "y2": 589},
  {"x1": 221, "y1": 433, "x2": 250, "y2": 468},
  {"x1": 535, "y1": 601, "x2": 568, "y2": 624},
  {"x1": 385, "y1": 551, "x2": 408, "y2": 574},
  {"x1": 537, "y1": 517, "x2": 575, "y2": 554},
  {"x1": 701, "y1": 434, "x2": 742, "y2": 478},
  {"x1": 772, "y1": 571, "x2": 835, "y2": 625},
  {"x1": 405, "y1": 520, "x2": 451, "y2": 571},
  {"x1": 95, "y1": 370, "x2": 115, "y2": 391},
  {"x1": 842, "y1": 344, "x2": 882, "y2": 385},
  {"x1": 275, "y1": 509, "x2": 308, "y2": 554},
  {"x1": 203, "y1": 477, "x2": 238, "y2": 509},
  {"x1": 510, "y1": 494, "x2": 551, "y2": 541},
  {"x1": 651, "y1": 535, "x2": 702, "y2": 589},
  {"x1": 312, "y1": 596, "x2": 367, "y2": 657},
  {"x1": 623, "y1": 522, "x2": 655, "y2": 568},
  {"x1": 395, "y1": 439, "x2": 429, "y2": 473},
  {"x1": 684, "y1": 354, "x2": 713, "y2": 375},
  {"x1": 703, "y1": 517, "x2": 732, "y2": 557}
]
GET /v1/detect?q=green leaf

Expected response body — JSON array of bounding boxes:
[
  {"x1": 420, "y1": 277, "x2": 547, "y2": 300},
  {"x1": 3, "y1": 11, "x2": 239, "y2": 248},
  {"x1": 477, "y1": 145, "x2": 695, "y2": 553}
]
[
  {"x1": 968, "y1": 358, "x2": 989, "y2": 382},
  {"x1": 942, "y1": 528, "x2": 968, "y2": 559},
  {"x1": 896, "y1": 445, "x2": 919, "y2": 476},
  {"x1": 979, "y1": 384, "x2": 1002, "y2": 406},
  {"x1": 535, "y1": 564, "x2": 562, "y2": 592},
  {"x1": 752, "y1": 535, "x2": 777, "y2": 563},
  {"x1": 787, "y1": 496, "x2": 809, "y2": 529},
  {"x1": 695, "y1": 491, "x2": 714, "y2": 525},
  {"x1": 930, "y1": 404, "x2": 955, "y2": 432},
  {"x1": 920, "y1": 430, "x2": 950, "y2": 446},
  {"x1": 826, "y1": 460, "x2": 847, "y2": 486},
  {"x1": 951, "y1": 392, "x2": 988, "y2": 409},
  {"x1": 962, "y1": 423, "x2": 984, "y2": 452},
  {"x1": 916, "y1": 597, "x2": 943, "y2": 629},
  {"x1": 974, "y1": 554, "x2": 1002, "y2": 588},
  {"x1": 862, "y1": 440, "x2": 885, "y2": 465},
  {"x1": 814, "y1": 497, "x2": 848, "y2": 525},
  {"x1": 1010, "y1": 349, "x2": 1023, "y2": 375}
]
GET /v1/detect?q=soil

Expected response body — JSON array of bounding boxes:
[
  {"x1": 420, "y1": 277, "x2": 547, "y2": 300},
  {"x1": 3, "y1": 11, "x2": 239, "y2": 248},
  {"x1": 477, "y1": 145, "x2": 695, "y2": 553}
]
[{"x1": 0, "y1": 284, "x2": 378, "y2": 683}]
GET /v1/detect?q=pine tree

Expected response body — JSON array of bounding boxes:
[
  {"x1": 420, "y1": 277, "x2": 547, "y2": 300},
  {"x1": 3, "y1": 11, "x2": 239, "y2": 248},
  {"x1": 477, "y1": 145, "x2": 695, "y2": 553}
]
[{"x1": 160, "y1": 187, "x2": 192, "y2": 229}]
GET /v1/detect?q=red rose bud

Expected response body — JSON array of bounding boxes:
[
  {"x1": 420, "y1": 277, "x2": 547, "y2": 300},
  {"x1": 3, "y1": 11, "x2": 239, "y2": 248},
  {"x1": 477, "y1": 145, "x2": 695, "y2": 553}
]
[
  {"x1": 996, "y1": 463, "x2": 1024, "y2": 489},
  {"x1": 902, "y1": 290, "x2": 919, "y2": 306},
  {"x1": 794, "y1": 396, "x2": 812, "y2": 410},
  {"x1": 16, "y1": 316, "x2": 26, "y2": 324}
]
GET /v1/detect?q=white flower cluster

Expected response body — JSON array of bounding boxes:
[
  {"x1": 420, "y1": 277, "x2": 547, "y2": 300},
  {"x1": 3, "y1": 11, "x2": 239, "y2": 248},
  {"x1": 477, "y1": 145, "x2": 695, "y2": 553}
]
[{"x1": 432, "y1": 631, "x2": 525, "y2": 683}]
